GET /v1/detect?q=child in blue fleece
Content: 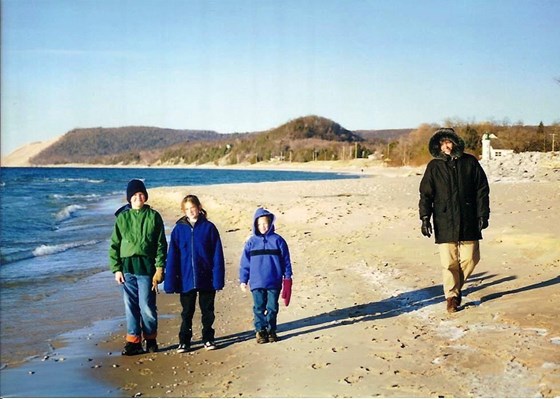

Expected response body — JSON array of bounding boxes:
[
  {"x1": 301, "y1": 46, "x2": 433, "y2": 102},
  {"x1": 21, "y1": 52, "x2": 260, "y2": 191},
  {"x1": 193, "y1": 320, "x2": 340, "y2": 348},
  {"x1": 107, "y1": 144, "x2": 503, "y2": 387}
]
[
  {"x1": 239, "y1": 207, "x2": 292, "y2": 343},
  {"x1": 164, "y1": 195, "x2": 225, "y2": 352}
]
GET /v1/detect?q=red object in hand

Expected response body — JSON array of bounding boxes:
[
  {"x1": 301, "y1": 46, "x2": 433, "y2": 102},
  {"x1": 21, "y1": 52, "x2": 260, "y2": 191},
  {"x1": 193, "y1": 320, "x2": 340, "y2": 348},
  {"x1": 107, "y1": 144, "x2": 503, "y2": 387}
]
[{"x1": 281, "y1": 278, "x2": 292, "y2": 306}]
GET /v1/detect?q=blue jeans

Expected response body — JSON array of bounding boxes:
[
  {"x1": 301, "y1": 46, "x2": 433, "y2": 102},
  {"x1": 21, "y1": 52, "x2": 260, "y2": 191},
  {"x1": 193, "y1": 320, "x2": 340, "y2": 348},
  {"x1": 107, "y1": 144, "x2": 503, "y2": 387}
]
[
  {"x1": 122, "y1": 273, "x2": 157, "y2": 343},
  {"x1": 251, "y1": 288, "x2": 280, "y2": 332}
]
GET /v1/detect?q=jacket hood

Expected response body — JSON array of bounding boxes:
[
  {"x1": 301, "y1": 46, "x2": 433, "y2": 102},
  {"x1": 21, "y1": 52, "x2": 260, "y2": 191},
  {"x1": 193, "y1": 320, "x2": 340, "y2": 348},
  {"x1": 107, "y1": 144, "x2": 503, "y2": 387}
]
[
  {"x1": 428, "y1": 128, "x2": 465, "y2": 159},
  {"x1": 253, "y1": 207, "x2": 275, "y2": 236}
]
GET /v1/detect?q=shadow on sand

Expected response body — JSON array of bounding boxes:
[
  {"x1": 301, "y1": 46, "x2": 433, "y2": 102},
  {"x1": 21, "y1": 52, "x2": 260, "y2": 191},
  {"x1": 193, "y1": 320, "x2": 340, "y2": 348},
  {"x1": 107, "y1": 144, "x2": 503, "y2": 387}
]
[{"x1": 202, "y1": 273, "x2": 559, "y2": 350}]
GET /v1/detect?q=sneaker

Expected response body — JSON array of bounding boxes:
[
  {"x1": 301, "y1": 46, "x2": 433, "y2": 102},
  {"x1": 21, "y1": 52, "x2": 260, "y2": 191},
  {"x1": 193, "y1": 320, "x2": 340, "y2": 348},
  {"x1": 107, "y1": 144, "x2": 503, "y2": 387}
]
[
  {"x1": 268, "y1": 331, "x2": 278, "y2": 343},
  {"x1": 145, "y1": 339, "x2": 158, "y2": 353},
  {"x1": 176, "y1": 343, "x2": 190, "y2": 353},
  {"x1": 256, "y1": 330, "x2": 268, "y2": 344},
  {"x1": 446, "y1": 297, "x2": 459, "y2": 313},
  {"x1": 204, "y1": 341, "x2": 216, "y2": 350},
  {"x1": 122, "y1": 342, "x2": 144, "y2": 356}
]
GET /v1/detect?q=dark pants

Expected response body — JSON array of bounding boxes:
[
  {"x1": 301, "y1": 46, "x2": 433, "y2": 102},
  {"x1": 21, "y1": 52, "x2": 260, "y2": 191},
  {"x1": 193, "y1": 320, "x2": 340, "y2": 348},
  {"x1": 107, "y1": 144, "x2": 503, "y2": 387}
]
[
  {"x1": 251, "y1": 288, "x2": 280, "y2": 332},
  {"x1": 179, "y1": 290, "x2": 216, "y2": 344}
]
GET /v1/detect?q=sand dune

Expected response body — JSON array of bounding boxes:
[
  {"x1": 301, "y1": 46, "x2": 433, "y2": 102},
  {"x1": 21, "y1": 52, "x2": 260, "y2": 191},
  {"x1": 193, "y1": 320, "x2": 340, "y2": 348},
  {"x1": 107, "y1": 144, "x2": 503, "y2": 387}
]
[{"x1": 1, "y1": 136, "x2": 62, "y2": 166}]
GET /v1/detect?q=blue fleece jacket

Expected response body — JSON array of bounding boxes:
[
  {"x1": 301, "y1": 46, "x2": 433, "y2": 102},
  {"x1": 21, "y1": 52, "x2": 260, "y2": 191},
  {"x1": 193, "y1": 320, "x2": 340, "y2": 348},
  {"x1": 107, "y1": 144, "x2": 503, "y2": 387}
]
[
  {"x1": 164, "y1": 215, "x2": 225, "y2": 293},
  {"x1": 239, "y1": 208, "x2": 292, "y2": 290}
]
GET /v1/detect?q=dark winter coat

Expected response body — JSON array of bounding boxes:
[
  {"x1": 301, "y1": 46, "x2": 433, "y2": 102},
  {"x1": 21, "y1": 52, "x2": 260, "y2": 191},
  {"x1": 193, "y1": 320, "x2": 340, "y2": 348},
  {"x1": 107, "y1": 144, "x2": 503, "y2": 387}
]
[
  {"x1": 419, "y1": 129, "x2": 490, "y2": 244},
  {"x1": 239, "y1": 208, "x2": 292, "y2": 290},
  {"x1": 164, "y1": 215, "x2": 225, "y2": 293}
]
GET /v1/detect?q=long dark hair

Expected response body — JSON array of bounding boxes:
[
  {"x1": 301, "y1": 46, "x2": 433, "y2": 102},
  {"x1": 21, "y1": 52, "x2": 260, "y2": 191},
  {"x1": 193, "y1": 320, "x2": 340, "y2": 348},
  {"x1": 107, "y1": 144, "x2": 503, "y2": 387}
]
[{"x1": 181, "y1": 194, "x2": 208, "y2": 217}]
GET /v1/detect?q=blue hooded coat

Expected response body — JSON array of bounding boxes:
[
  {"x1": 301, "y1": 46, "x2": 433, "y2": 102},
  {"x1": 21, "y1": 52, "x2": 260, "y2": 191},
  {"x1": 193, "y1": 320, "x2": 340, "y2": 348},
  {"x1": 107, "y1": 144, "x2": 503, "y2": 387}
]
[
  {"x1": 164, "y1": 215, "x2": 225, "y2": 293},
  {"x1": 239, "y1": 208, "x2": 292, "y2": 290}
]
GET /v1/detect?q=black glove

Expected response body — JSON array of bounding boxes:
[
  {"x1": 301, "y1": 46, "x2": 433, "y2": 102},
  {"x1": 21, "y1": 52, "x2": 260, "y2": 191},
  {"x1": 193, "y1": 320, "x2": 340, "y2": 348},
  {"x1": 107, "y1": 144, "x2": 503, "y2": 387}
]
[
  {"x1": 421, "y1": 217, "x2": 432, "y2": 238},
  {"x1": 479, "y1": 217, "x2": 489, "y2": 231}
]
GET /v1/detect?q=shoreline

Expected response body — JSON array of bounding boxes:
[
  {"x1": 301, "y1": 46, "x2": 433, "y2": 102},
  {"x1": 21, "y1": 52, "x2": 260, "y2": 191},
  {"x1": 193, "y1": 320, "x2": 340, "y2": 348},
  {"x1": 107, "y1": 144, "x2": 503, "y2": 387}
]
[{"x1": 0, "y1": 158, "x2": 394, "y2": 176}]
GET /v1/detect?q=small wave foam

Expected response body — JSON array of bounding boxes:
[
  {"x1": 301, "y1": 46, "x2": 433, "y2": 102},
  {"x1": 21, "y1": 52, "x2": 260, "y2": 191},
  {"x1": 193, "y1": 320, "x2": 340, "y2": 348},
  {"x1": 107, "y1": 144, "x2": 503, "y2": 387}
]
[
  {"x1": 32, "y1": 240, "x2": 100, "y2": 257},
  {"x1": 51, "y1": 193, "x2": 100, "y2": 200},
  {"x1": 55, "y1": 204, "x2": 86, "y2": 221},
  {"x1": 47, "y1": 177, "x2": 104, "y2": 184},
  {"x1": 1, "y1": 240, "x2": 101, "y2": 265}
]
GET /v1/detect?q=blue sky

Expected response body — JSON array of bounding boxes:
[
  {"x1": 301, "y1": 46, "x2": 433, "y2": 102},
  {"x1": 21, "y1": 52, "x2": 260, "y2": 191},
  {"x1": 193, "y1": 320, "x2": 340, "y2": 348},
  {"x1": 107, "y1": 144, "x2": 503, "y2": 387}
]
[{"x1": 2, "y1": 0, "x2": 559, "y2": 156}]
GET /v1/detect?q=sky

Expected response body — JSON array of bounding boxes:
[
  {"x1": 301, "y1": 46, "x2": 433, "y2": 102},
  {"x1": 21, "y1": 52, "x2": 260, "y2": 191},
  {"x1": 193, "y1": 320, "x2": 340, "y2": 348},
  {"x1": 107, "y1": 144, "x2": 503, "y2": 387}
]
[{"x1": 2, "y1": 0, "x2": 559, "y2": 156}]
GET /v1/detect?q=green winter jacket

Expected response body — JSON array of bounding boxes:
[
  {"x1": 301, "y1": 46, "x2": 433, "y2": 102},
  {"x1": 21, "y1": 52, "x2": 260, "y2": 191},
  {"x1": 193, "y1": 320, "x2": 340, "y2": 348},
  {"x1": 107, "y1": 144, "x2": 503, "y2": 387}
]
[{"x1": 109, "y1": 205, "x2": 168, "y2": 274}]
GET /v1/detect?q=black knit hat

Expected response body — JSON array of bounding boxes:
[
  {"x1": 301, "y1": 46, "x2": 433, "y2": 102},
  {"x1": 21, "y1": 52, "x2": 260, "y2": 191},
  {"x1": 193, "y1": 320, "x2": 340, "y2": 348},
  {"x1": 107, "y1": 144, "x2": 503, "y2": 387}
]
[{"x1": 126, "y1": 179, "x2": 148, "y2": 203}]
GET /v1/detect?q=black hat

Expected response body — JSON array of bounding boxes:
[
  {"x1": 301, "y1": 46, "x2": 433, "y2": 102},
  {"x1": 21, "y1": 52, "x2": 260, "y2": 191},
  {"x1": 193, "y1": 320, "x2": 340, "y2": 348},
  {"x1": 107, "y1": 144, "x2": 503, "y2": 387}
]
[{"x1": 126, "y1": 179, "x2": 148, "y2": 203}]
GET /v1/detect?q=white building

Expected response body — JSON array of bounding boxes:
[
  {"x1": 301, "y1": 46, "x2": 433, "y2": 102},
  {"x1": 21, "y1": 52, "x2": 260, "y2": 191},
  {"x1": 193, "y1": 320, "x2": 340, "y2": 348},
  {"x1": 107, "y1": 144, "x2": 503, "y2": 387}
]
[{"x1": 481, "y1": 133, "x2": 514, "y2": 161}]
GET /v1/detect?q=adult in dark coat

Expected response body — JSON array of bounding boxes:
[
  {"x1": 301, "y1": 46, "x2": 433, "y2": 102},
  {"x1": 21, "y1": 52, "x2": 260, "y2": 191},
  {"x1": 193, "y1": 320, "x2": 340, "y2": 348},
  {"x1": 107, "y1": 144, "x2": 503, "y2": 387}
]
[{"x1": 419, "y1": 128, "x2": 490, "y2": 313}]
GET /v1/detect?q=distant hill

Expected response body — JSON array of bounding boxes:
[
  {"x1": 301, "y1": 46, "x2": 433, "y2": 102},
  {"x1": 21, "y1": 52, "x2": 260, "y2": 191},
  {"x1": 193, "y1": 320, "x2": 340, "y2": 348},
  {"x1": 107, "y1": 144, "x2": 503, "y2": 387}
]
[
  {"x1": 13, "y1": 116, "x2": 411, "y2": 166},
  {"x1": 268, "y1": 115, "x2": 362, "y2": 142},
  {"x1": 158, "y1": 115, "x2": 368, "y2": 165},
  {"x1": 29, "y1": 126, "x2": 226, "y2": 164}
]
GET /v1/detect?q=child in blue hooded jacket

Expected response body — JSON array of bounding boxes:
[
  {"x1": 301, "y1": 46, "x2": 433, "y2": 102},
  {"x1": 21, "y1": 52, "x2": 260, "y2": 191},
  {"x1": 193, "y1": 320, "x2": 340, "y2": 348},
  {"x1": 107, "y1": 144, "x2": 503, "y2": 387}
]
[
  {"x1": 239, "y1": 207, "x2": 292, "y2": 343},
  {"x1": 164, "y1": 195, "x2": 225, "y2": 352}
]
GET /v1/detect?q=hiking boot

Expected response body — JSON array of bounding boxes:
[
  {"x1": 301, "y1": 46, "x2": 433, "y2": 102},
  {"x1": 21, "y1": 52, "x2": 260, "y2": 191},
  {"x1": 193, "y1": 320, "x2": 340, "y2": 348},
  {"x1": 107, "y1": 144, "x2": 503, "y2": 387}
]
[
  {"x1": 176, "y1": 343, "x2": 190, "y2": 353},
  {"x1": 204, "y1": 341, "x2": 217, "y2": 350},
  {"x1": 268, "y1": 331, "x2": 278, "y2": 343},
  {"x1": 446, "y1": 297, "x2": 459, "y2": 313},
  {"x1": 122, "y1": 342, "x2": 144, "y2": 356},
  {"x1": 146, "y1": 339, "x2": 158, "y2": 353},
  {"x1": 256, "y1": 330, "x2": 268, "y2": 344}
]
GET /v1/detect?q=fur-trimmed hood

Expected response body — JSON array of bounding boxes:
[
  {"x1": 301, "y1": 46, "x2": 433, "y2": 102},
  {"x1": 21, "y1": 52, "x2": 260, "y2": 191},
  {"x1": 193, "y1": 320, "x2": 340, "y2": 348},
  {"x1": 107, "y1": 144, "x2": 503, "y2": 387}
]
[{"x1": 428, "y1": 128, "x2": 465, "y2": 159}]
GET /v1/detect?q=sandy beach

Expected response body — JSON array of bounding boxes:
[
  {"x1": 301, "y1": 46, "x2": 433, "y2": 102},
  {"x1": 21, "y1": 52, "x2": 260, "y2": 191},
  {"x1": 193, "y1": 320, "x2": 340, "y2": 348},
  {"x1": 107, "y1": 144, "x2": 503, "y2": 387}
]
[{"x1": 71, "y1": 162, "x2": 558, "y2": 398}]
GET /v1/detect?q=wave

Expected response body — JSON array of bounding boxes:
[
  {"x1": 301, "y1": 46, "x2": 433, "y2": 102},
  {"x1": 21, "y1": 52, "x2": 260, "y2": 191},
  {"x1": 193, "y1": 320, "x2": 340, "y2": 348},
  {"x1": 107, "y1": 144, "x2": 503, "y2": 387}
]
[
  {"x1": 51, "y1": 193, "x2": 100, "y2": 200},
  {"x1": 0, "y1": 240, "x2": 101, "y2": 265},
  {"x1": 55, "y1": 204, "x2": 86, "y2": 221},
  {"x1": 46, "y1": 177, "x2": 105, "y2": 184},
  {"x1": 32, "y1": 240, "x2": 100, "y2": 257}
]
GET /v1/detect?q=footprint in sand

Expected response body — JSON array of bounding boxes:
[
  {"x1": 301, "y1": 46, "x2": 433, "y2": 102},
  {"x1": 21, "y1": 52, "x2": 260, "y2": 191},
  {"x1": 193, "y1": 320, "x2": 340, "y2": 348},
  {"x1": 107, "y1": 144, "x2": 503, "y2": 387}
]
[
  {"x1": 310, "y1": 362, "x2": 331, "y2": 369},
  {"x1": 340, "y1": 366, "x2": 371, "y2": 384},
  {"x1": 330, "y1": 346, "x2": 348, "y2": 353}
]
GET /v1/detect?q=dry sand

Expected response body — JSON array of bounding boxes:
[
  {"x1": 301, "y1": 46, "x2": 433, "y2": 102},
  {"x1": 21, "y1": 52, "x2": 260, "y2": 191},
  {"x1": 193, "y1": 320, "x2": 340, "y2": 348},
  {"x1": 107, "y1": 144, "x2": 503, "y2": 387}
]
[{"x1": 88, "y1": 166, "x2": 560, "y2": 398}]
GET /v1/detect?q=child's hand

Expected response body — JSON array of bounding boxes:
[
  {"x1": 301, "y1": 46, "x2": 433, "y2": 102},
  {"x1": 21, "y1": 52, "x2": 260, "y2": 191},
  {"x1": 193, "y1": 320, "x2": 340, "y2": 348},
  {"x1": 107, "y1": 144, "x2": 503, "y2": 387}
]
[
  {"x1": 153, "y1": 268, "x2": 164, "y2": 284},
  {"x1": 240, "y1": 283, "x2": 248, "y2": 292},
  {"x1": 114, "y1": 271, "x2": 125, "y2": 285}
]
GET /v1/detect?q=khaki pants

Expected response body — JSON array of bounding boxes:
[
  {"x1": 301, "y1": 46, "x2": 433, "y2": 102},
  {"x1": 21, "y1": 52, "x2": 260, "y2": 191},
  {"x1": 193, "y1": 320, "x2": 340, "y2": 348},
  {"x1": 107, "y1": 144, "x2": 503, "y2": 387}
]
[{"x1": 438, "y1": 241, "x2": 480, "y2": 299}]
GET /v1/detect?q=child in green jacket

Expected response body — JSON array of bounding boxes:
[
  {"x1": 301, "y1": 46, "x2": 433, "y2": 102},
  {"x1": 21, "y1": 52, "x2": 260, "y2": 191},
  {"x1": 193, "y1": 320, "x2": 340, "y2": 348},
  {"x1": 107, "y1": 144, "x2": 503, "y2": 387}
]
[{"x1": 109, "y1": 179, "x2": 168, "y2": 355}]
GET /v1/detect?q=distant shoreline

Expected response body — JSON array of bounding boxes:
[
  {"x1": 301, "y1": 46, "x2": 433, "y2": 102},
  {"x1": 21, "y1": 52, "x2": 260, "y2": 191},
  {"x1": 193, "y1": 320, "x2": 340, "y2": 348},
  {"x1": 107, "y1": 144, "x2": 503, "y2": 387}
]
[{"x1": 0, "y1": 159, "x2": 407, "y2": 177}]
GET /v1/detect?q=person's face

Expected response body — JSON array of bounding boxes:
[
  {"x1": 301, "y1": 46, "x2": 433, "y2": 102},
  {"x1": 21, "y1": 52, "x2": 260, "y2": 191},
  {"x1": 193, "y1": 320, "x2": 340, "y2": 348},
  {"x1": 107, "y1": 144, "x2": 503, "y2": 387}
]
[
  {"x1": 184, "y1": 201, "x2": 200, "y2": 221},
  {"x1": 257, "y1": 216, "x2": 270, "y2": 235},
  {"x1": 440, "y1": 139, "x2": 454, "y2": 155},
  {"x1": 130, "y1": 192, "x2": 146, "y2": 210}
]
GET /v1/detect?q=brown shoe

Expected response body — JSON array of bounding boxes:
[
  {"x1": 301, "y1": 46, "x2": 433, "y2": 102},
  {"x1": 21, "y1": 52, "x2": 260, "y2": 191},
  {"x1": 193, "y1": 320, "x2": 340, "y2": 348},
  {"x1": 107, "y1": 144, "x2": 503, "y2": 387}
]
[
  {"x1": 256, "y1": 330, "x2": 268, "y2": 344},
  {"x1": 446, "y1": 297, "x2": 459, "y2": 313},
  {"x1": 268, "y1": 331, "x2": 278, "y2": 343}
]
